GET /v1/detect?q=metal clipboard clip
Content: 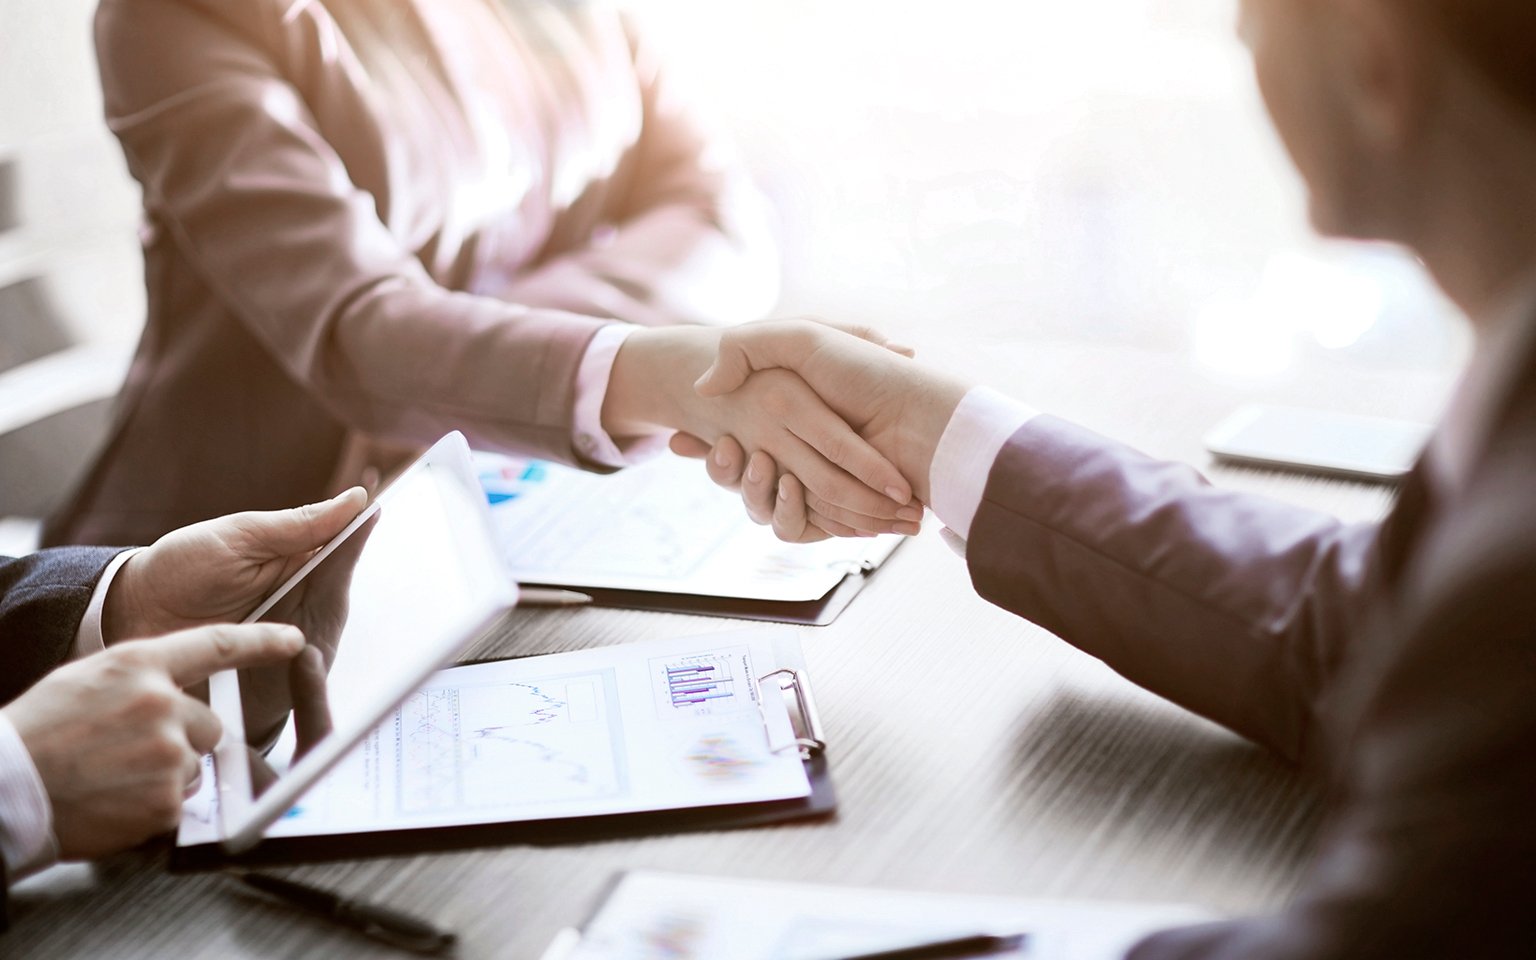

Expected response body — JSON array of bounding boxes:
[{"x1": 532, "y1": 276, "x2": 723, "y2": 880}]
[{"x1": 757, "y1": 667, "x2": 826, "y2": 760}]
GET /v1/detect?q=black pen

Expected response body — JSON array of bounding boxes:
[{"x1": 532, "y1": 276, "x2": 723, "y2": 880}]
[
  {"x1": 233, "y1": 870, "x2": 457, "y2": 955},
  {"x1": 831, "y1": 931, "x2": 1028, "y2": 960}
]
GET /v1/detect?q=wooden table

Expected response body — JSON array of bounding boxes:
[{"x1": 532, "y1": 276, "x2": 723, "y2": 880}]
[{"x1": 5, "y1": 340, "x2": 1450, "y2": 959}]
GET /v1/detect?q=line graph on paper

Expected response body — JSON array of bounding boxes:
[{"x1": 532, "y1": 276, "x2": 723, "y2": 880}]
[{"x1": 395, "y1": 670, "x2": 626, "y2": 815}]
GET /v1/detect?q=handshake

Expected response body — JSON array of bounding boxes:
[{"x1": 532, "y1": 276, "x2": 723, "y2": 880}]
[{"x1": 607, "y1": 318, "x2": 973, "y2": 544}]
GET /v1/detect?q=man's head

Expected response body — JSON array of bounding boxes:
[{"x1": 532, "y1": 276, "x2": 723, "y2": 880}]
[{"x1": 1238, "y1": 0, "x2": 1536, "y2": 254}]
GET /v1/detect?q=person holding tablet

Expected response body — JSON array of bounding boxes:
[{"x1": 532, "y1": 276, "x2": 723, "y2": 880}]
[
  {"x1": 0, "y1": 490, "x2": 368, "y2": 929},
  {"x1": 44, "y1": 0, "x2": 920, "y2": 550},
  {"x1": 682, "y1": 0, "x2": 1536, "y2": 955}
]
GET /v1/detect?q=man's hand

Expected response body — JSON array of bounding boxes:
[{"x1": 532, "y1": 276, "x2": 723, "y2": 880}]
[
  {"x1": 103, "y1": 488, "x2": 369, "y2": 643},
  {"x1": 602, "y1": 326, "x2": 924, "y2": 536},
  {"x1": 680, "y1": 319, "x2": 972, "y2": 542},
  {"x1": 1, "y1": 623, "x2": 306, "y2": 860}
]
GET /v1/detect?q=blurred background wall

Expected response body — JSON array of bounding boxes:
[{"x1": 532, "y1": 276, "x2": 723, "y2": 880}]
[{"x1": 633, "y1": 0, "x2": 1463, "y2": 378}]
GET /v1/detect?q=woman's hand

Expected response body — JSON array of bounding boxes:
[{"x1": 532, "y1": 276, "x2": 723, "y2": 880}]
[{"x1": 603, "y1": 326, "x2": 924, "y2": 536}]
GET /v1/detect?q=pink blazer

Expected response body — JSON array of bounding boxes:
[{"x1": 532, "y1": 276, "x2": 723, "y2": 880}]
[{"x1": 47, "y1": 0, "x2": 776, "y2": 547}]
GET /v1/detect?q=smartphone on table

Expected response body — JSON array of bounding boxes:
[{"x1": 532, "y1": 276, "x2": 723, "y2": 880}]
[{"x1": 1204, "y1": 404, "x2": 1432, "y2": 483}]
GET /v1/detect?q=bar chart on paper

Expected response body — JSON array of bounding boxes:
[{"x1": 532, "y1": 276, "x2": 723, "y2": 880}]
[{"x1": 654, "y1": 650, "x2": 753, "y2": 718}]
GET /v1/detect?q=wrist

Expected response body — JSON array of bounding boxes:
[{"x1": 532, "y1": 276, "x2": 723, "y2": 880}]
[
  {"x1": 101, "y1": 552, "x2": 149, "y2": 645},
  {"x1": 893, "y1": 374, "x2": 970, "y2": 505},
  {"x1": 602, "y1": 326, "x2": 722, "y2": 438}
]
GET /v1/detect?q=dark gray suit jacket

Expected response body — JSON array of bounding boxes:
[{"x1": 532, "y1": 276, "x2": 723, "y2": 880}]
[
  {"x1": 0, "y1": 546, "x2": 120, "y2": 930},
  {"x1": 967, "y1": 336, "x2": 1536, "y2": 956},
  {"x1": 0, "y1": 548, "x2": 122, "y2": 705}
]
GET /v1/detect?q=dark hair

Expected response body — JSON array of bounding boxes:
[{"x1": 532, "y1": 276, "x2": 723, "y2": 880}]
[{"x1": 1408, "y1": 0, "x2": 1536, "y2": 116}]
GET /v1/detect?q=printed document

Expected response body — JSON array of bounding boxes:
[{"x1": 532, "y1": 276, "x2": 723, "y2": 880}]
[
  {"x1": 478, "y1": 453, "x2": 902, "y2": 602},
  {"x1": 179, "y1": 630, "x2": 812, "y2": 846}
]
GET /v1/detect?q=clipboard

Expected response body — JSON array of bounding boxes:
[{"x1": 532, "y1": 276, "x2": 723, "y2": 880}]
[
  {"x1": 521, "y1": 548, "x2": 901, "y2": 626},
  {"x1": 480, "y1": 453, "x2": 907, "y2": 626},
  {"x1": 170, "y1": 633, "x2": 835, "y2": 871}
]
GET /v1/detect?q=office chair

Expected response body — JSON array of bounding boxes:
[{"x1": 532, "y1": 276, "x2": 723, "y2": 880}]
[{"x1": 0, "y1": 144, "x2": 140, "y2": 556}]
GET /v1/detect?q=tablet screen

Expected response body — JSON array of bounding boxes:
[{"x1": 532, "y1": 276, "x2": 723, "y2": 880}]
[{"x1": 218, "y1": 437, "x2": 516, "y2": 846}]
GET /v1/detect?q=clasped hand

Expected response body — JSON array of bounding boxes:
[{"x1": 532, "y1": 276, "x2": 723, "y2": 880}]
[
  {"x1": 604, "y1": 325, "x2": 932, "y2": 538},
  {"x1": 669, "y1": 319, "x2": 971, "y2": 543}
]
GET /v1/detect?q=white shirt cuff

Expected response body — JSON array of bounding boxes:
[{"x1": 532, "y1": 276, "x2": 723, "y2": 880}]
[
  {"x1": 0, "y1": 712, "x2": 57, "y2": 880},
  {"x1": 74, "y1": 548, "x2": 140, "y2": 659},
  {"x1": 928, "y1": 386, "x2": 1038, "y2": 541},
  {"x1": 572, "y1": 324, "x2": 673, "y2": 468}
]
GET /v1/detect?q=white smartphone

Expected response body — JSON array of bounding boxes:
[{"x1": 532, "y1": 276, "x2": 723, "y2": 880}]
[{"x1": 1204, "y1": 404, "x2": 1432, "y2": 483}]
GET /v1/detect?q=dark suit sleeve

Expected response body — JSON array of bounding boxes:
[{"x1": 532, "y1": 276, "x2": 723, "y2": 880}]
[
  {"x1": 966, "y1": 415, "x2": 1381, "y2": 763},
  {"x1": 0, "y1": 548, "x2": 124, "y2": 705},
  {"x1": 1126, "y1": 525, "x2": 1536, "y2": 959}
]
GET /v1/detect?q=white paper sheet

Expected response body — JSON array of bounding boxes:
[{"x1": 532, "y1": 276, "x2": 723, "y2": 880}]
[
  {"x1": 546, "y1": 872, "x2": 1216, "y2": 960},
  {"x1": 179, "y1": 630, "x2": 813, "y2": 847},
  {"x1": 478, "y1": 453, "x2": 902, "y2": 603}
]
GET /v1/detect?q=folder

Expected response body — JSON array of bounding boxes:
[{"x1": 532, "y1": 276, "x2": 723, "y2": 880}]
[
  {"x1": 171, "y1": 629, "x2": 835, "y2": 870},
  {"x1": 479, "y1": 453, "x2": 907, "y2": 626}
]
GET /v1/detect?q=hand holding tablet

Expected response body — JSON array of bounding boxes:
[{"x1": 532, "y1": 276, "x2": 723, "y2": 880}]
[{"x1": 200, "y1": 432, "x2": 518, "y2": 853}]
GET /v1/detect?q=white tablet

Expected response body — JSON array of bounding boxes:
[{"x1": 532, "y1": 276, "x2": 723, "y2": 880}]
[{"x1": 206, "y1": 431, "x2": 518, "y2": 853}]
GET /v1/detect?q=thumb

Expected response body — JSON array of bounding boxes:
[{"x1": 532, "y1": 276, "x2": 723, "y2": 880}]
[
  {"x1": 235, "y1": 487, "x2": 368, "y2": 557},
  {"x1": 694, "y1": 322, "x2": 821, "y2": 398},
  {"x1": 693, "y1": 335, "x2": 760, "y2": 398}
]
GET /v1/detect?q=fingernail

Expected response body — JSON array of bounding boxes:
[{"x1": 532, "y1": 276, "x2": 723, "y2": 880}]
[
  {"x1": 331, "y1": 486, "x2": 364, "y2": 505},
  {"x1": 897, "y1": 506, "x2": 923, "y2": 522},
  {"x1": 778, "y1": 482, "x2": 789, "y2": 501},
  {"x1": 714, "y1": 447, "x2": 731, "y2": 468},
  {"x1": 885, "y1": 486, "x2": 908, "y2": 502},
  {"x1": 896, "y1": 522, "x2": 922, "y2": 536},
  {"x1": 748, "y1": 462, "x2": 761, "y2": 483}
]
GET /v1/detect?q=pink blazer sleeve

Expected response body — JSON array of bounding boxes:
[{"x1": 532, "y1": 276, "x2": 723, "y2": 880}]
[
  {"x1": 94, "y1": 0, "x2": 610, "y2": 455},
  {"x1": 965, "y1": 415, "x2": 1382, "y2": 763}
]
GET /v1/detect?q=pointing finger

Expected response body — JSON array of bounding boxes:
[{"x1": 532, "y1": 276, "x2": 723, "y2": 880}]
[{"x1": 144, "y1": 623, "x2": 306, "y2": 687}]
